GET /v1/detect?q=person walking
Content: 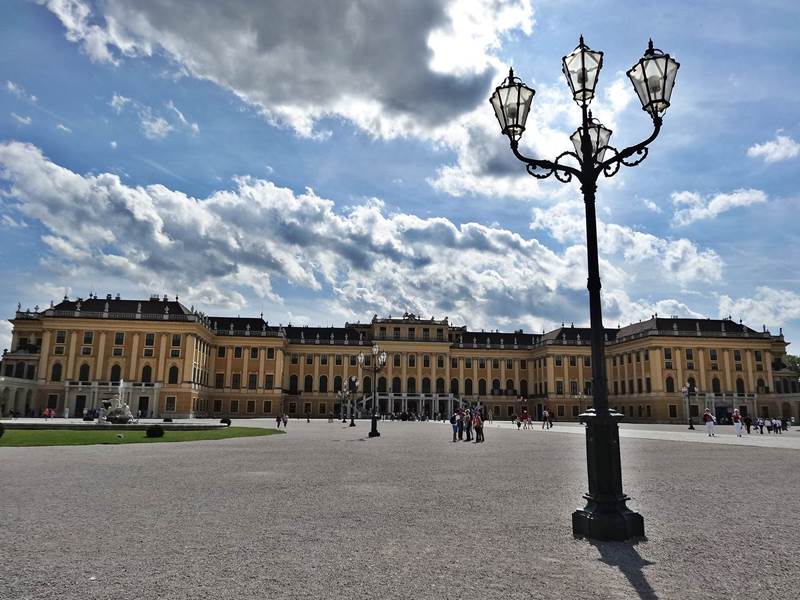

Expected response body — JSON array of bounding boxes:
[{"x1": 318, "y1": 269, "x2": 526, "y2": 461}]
[
  {"x1": 450, "y1": 412, "x2": 458, "y2": 442},
  {"x1": 282, "y1": 413, "x2": 288, "y2": 428},
  {"x1": 276, "y1": 414, "x2": 282, "y2": 428},
  {"x1": 732, "y1": 409, "x2": 743, "y2": 437},
  {"x1": 541, "y1": 409, "x2": 548, "y2": 430},
  {"x1": 744, "y1": 414, "x2": 752, "y2": 435},
  {"x1": 547, "y1": 410, "x2": 554, "y2": 429},
  {"x1": 473, "y1": 411, "x2": 484, "y2": 443},
  {"x1": 757, "y1": 416, "x2": 764, "y2": 434},
  {"x1": 702, "y1": 408, "x2": 716, "y2": 437}
]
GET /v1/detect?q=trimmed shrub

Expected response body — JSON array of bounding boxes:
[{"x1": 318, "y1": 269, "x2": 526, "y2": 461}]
[
  {"x1": 0, "y1": 422, "x2": 4, "y2": 439},
  {"x1": 162, "y1": 417, "x2": 173, "y2": 423},
  {"x1": 220, "y1": 418, "x2": 232, "y2": 427},
  {"x1": 145, "y1": 424, "x2": 165, "y2": 438}
]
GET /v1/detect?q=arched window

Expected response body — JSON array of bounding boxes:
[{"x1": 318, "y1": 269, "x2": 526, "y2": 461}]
[
  {"x1": 319, "y1": 375, "x2": 328, "y2": 393},
  {"x1": 168, "y1": 366, "x2": 179, "y2": 384},
  {"x1": 363, "y1": 376, "x2": 372, "y2": 394},
  {"x1": 51, "y1": 363, "x2": 62, "y2": 382},
  {"x1": 712, "y1": 377, "x2": 721, "y2": 393},
  {"x1": 407, "y1": 377, "x2": 416, "y2": 393},
  {"x1": 304, "y1": 374, "x2": 313, "y2": 392},
  {"x1": 79, "y1": 363, "x2": 90, "y2": 382},
  {"x1": 289, "y1": 375, "x2": 299, "y2": 394},
  {"x1": 687, "y1": 377, "x2": 696, "y2": 391},
  {"x1": 392, "y1": 377, "x2": 401, "y2": 393},
  {"x1": 520, "y1": 380, "x2": 528, "y2": 397},
  {"x1": 506, "y1": 379, "x2": 514, "y2": 392},
  {"x1": 774, "y1": 379, "x2": 782, "y2": 393},
  {"x1": 141, "y1": 365, "x2": 152, "y2": 383},
  {"x1": 756, "y1": 378, "x2": 765, "y2": 393},
  {"x1": 333, "y1": 376, "x2": 342, "y2": 392},
  {"x1": 436, "y1": 378, "x2": 445, "y2": 394},
  {"x1": 665, "y1": 376, "x2": 674, "y2": 393},
  {"x1": 492, "y1": 379, "x2": 501, "y2": 393},
  {"x1": 450, "y1": 378, "x2": 459, "y2": 395},
  {"x1": 110, "y1": 364, "x2": 121, "y2": 383},
  {"x1": 465, "y1": 378, "x2": 473, "y2": 395},
  {"x1": 421, "y1": 377, "x2": 431, "y2": 393},
  {"x1": 736, "y1": 378, "x2": 745, "y2": 394},
  {"x1": 378, "y1": 377, "x2": 387, "y2": 392},
  {"x1": 479, "y1": 379, "x2": 487, "y2": 395}
]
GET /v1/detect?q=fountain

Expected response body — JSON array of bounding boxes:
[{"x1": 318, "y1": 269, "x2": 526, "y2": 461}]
[{"x1": 101, "y1": 380, "x2": 134, "y2": 424}]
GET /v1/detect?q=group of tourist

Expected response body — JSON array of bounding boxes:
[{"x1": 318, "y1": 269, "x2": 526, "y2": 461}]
[
  {"x1": 703, "y1": 408, "x2": 792, "y2": 438},
  {"x1": 449, "y1": 408, "x2": 485, "y2": 443},
  {"x1": 274, "y1": 414, "x2": 289, "y2": 428}
]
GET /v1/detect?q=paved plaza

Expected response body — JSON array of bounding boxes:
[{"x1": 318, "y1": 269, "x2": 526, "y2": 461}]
[{"x1": 1, "y1": 419, "x2": 798, "y2": 599}]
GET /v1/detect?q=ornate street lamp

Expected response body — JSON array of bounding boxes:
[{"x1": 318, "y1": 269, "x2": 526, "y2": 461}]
[
  {"x1": 491, "y1": 36, "x2": 679, "y2": 541},
  {"x1": 358, "y1": 344, "x2": 387, "y2": 438}
]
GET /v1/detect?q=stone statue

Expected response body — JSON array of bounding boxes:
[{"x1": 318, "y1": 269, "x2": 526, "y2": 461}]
[{"x1": 102, "y1": 380, "x2": 134, "y2": 424}]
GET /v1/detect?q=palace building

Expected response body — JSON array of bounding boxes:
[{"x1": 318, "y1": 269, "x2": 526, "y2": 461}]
[{"x1": 1, "y1": 295, "x2": 798, "y2": 423}]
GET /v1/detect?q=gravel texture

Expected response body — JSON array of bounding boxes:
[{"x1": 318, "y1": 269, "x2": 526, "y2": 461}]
[{"x1": 1, "y1": 419, "x2": 798, "y2": 599}]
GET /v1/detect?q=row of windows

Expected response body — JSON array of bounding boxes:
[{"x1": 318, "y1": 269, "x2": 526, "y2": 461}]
[
  {"x1": 285, "y1": 375, "x2": 531, "y2": 396},
  {"x1": 377, "y1": 326, "x2": 446, "y2": 340},
  {"x1": 215, "y1": 373, "x2": 275, "y2": 390},
  {"x1": 48, "y1": 363, "x2": 181, "y2": 385},
  {"x1": 217, "y1": 346, "x2": 276, "y2": 360},
  {"x1": 288, "y1": 353, "x2": 529, "y2": 370},
  {"x1": 51, "y1": 331, "x2": 185, "y2": 348}
]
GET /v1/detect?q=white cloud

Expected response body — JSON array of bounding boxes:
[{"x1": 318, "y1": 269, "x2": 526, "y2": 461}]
[
  {"x1": 530, "y1": 197, "x2": 722, "y2": 286},
  {"x1": 1, "y1": 214, "x2": 28, "y2": 228},
  {"x1": 718, "y1": 287, "x2": 800, "y2": 330},
  {"x1": 40, "y1": 0, "x2": 533, "y2": 141},
  {"x1": 0, "y1": 319, "x2": 11, "y2": 354},
  {"x1": 166, "y1": 100, "x2": 199, "y2": 133},
  {"x1": 671, "y1": 188, "x2": 767, "y2": 226},
  {"x1": 110, "y1": 93, "x2": 130, "y2": 113},
  {"x1": 11, "y1": 113, "x2": 32, "y2": 125},
  {"x1": 138, "y1": 107, "x2": 173, "y2": 140},
  {"x1": 6, "y1": 80, "x2": 37, "y2": 102},
  {"x1": 110, "y1": 141, "x2": 118, "y2": 149},
  {"x1": 56, "y1": 123, "x2": 72, "y2": 133},
  {"x1": 642, "y1": 198, "x2": 661, "y2": 213},
  {"x1": 747, "y1": 134, "x2": 800, "y2": 164},
  {"x1": 0, "y1": 140, "x2": 615, "y2": 332}
]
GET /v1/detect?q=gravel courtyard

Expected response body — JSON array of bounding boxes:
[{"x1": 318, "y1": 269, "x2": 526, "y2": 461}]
[{"x1": 1, "y1": 419, "x2": 797, "y2": 599}]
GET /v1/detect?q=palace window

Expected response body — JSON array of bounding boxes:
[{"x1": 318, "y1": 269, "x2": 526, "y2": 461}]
[
  {"x1": 291, "y1": 353, "x2": 299, "y2": 365},
  {"x1": 479, "y1": 358, "x2": 486, "y2": 369},
  {"x1": 267, "y1": 348, "x2": 275, "y2": 359},
  {"x1": 112, "y1": 347, "x2": 123, "y2": 357},
  {"x1": 465, "y1": 358, "x2": 472, "y2": 369},
  {"x1": 423, "y1": 355, "x2": 430, "y2": 368},
  {"x1": 114, "y1": 332, "x2": 125, "y2": 346},
  {"x1": 350, "y1": 355, "x2": 357, "y2": 367},
  {"x1": 83, "y1": 331, "x2": 94, "y2": 345},
  {"x1": 265, "y1": 374, "x2": 274, "y2": 389},
  {"x1": 393, "y1": 327, "x2": 400, "y2": 339},
  {"x1": 336, "y1": 354, "x2": 343, "y2": 366},
  {"x1": 393, "y1": 354, "x2": 400, "y2": 367},
  {"x1": 570, "y1": 380, "x2": 578, "y2": 395},
  {"x1": 754, "y1": 351, "x2": 762, "y2": 363},
  {"x1": 646, "y1": 377, "x2": 651, "y2": 393},
  {"x1": 55, "y1": 330, "x2": 66, "y2": 344},
  {"x1": 555, "y1": 355, "x2": 562, "y2": 366},
  {"x1": 686, "y1": 349, "x2": 694, "y2": 361},
  {"x1": 668, "y1": 405, "x2": 678, "y2": 419},
  {"x1": 232, "y1": 373, "x2": 241, "y2": 389},
  {"x1": 437, "y1": 328, "x2": 444, "y2": 341},
  {"x1": 584, "y1": 356, "x2": 591, "y2": 367},
  {"x1": 557, "y1": 405, "x2": 565, "y2": 417},
  {"x1": 409, "y1": 355, "x2": 416, "y2": 368},
  {"x1": 664, "y1": 348, "x2": 672, "y2": 360},
  {"x1": 171, "y1": 334, "x2": 181, "y2": 347},
  {"x1": 422, "y1": 328, "x2": 430, "y2": 340},
  {"x1": 556, "y1": 380, "x2": 564, "y2": 395},
  {"x1": 234, "y1": 347, "x2": 243, "y2": 359},
  {"x1": 321, "y1": 354, "x2": 328, "y2": 366},
  {"x1": 230, "y1": 400, "x2": 239, "y2": 414},
  {"x1": 709, "y1": 349, "x2": 717, "y2": 361},
  {"x1": 734, "y1": 350, "x2": 742, "y2": 362},
  {"x1": 250, "y1": 347, "x2": 258, "y2": 359},
  {"x1": 569, "y1": 356, "x2": 577, "y2": 367},
  {"x1": 379, "y1": 327, "x2": 386, "y2": 339},
  {"x1": 636, "y1": 352, "x2": 641, "y2": 363},
  {"x1": 438, "y1": 355, "x2": 445, "y2": 368},
  {"x1": 218, "y1": 346, "x2": 225, "y2": 358},
  {"x1": 492, "y1": 359, "x2": 499, "y2": 370},
  {"x1": 506, "y1": 359, "x2": 513, "y2": 369},
  {"x1": 451, "y1": 357, "x2": 458, "y2": 369},
  {"x1": 215, "y1": 373, "x2": 224, "y2": 388},
  {"x1": 408, "y1": 328, "x2": 415, "y2": 339},
  {"x1": 248, "y1": 373, "x2": 258, "y2": 390},
  {"x1": 263, "y1": 400, "x2": 272, "y2": 413},
  {"x1": 247, "y1": 400, "x2": 255, "y2": 414},
  {"x1": 165, "y1": 397, "x2": 176, "y2": 412},
  {"x1": 520, "y1": 360, "x2": 527, "y2": 370},
  {"x1": 306, "y1": 354, "x2": 313, "y2": 365}
]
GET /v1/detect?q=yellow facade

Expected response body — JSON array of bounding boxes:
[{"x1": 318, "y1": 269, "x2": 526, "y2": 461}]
[{"x1": 1, "y1": 297, "x2": 798, "y2": 423}]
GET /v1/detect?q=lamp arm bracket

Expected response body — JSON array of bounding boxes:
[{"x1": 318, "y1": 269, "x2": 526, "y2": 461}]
[
  {"x1": 595, "y1": 116, "x2": 662, "y2": 178},
  {"x1": 511, "y1": 142, "x2": 583, "y2": 182}
]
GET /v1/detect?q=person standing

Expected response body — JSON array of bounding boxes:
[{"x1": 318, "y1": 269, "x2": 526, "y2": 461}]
[
  {"x1": 464, "y1": 409, "x2": 473, "y2": 442},
  {"x1": 456, "y1": 410, "x2": 464, "y2": 441},
  {"x1": 276, "y1": 414, "x2": 282, "y2": 428},
  {"x1": 541, "y1": 409, "x2": 548, "y2": 430},
  {"x1": 450, "y1": 412, "x2": 458, "y2": 442},
  {"x1": 744, "y1": 414, "x2": 752, "y2": 435},
  {"x1": 473, "y1": 411, "x2": 483, "y2": 443},
  {"x1": 282, "y1": 414, "x2": 289, "y2": 428},
  {"x1": 547, "y1": 410, "x2": 554, "y2": 429},
  {"x1": 702, "y1": 408, "x2": 716, "y2": 437},
  {"x1": 732, "y1": 409, "x2": 743, "y2": 437}
]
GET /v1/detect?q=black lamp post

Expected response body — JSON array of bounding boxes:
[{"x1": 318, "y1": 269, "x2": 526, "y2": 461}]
[
  {"x1": 348, "y1": 376, "x2": 358, "y2": 427},
  {"x1": 359, "y1": 344, "x2": 387, "y2": 438},
  {"x1": 491, "y1": 36, "x2": 679, "y2": 541}
]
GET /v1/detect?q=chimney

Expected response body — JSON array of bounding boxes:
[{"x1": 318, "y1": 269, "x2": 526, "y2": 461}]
[{"x1": 106, "y1": 293, "x2": 112, "y2": 300}]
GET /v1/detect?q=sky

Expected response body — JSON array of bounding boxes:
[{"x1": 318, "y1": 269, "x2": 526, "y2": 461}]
[{"x1": 1, "y1": 0, "x2": 799, "y2": 353}]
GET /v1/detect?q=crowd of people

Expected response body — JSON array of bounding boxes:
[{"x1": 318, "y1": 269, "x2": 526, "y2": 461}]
[
  {"x1": 449, "y1": 408, "x2": 485, "y2": 443},
  {"x1": 702, "y1": 408, "x2": 791, "y2": 438}
]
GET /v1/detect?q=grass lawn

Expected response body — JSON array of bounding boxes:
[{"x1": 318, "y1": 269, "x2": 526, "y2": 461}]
[{"x1": 0, "y1": 427, "x2": 283, "y2": 447}]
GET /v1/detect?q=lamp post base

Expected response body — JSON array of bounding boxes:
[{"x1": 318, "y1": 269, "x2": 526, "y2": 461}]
[
  {"x1": 368, "y1": 414, "x2": 381, "y2": 437},
  {"x1": 572, "y1": 409, "x2": 645, "y2": 541}
]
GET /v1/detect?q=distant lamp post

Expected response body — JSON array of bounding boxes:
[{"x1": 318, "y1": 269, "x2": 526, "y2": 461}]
[
  {"x1": 358, "y1": 344, "x2": 387, "y2": 438},
  {"x1": 575, "y1": 392, "x2": 585, "y2": 417},
  {"x1": 491, "y1": 36, "x2": 679, "y2": 541},
  {"x1": 348, "y1": 376, "x2": 358, "y2": 427}
]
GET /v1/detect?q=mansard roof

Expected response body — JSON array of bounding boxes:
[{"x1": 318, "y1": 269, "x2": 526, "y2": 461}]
[
  {"x1": 51, "y1": 296, "x2": 193, "y2": 316},
  {"x1": 459, "y1": 330, "x2": 540, "y2": 347},
  {"x1": 617, "y1": 317, "x2": 765, "y2": 339}
]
